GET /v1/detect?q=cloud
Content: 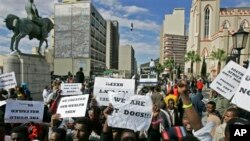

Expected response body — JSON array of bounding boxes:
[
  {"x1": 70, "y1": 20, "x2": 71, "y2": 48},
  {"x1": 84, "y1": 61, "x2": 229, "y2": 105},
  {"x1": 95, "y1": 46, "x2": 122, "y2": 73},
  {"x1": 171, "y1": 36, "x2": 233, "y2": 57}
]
[
  {"x1": 0, "y1": 0, "x2": 160, "y2": 65},
  {"x1": 0, "y1": 0, "x2": 56, "y2": 55},
  {"x1": 93, "y1": 0, "x2": 160, "y2": 64},
  {"x1": 99, "y1": 8, "x2": 160, "y2": 32},
  {"x1": 236, "y1": 1, "x2": 250, "y2": 7},
  {"x1": 124, "y1": 42, "x2": 159, "y2": 65},
  {"x1": 94, "y1": 0, "x2": 149, "y2": 16},
  {"x1": 120, "y1": 38, "x2": 159, "y2": 57},
  {"x1": 122, "y1": 5, "x2": 149, "y2": 16},
  {"x1": 93, "y1": 0, "x2": 119, "y2": 7}
]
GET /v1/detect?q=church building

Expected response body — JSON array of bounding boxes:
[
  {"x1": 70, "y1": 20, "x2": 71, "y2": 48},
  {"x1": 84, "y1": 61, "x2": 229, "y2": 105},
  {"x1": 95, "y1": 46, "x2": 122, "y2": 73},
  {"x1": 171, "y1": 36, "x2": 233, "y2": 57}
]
[{"x1": 185, "y1": 0, "x2": 250, "y2": 78}]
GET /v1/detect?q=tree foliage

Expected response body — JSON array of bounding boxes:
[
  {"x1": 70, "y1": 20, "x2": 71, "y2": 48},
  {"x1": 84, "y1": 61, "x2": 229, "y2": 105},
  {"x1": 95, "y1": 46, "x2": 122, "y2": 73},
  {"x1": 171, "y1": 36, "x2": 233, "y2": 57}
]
[
  {"x1": 201, "y1": 56, "x2": 207, "y2": 79},
  {"x1": 185, "y1": 51, "x2": 201, "y2": 73},
  {"x1": 210, "y1": 49, "x2": 227, "y2": 74}
]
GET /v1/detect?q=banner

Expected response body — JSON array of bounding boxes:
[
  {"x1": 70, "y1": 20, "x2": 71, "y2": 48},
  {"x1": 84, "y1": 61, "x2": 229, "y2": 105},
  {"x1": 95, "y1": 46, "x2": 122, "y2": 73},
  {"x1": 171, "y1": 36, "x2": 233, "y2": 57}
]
[
  {"x1": 0, "y1": 72, "x2": 17, "y2": 90},
  {"x1": 61, "y1": 83, "x2": 82, "y2": 95},
  {"x1": 94, "y1": 77, "x2": 135, "y2": 106},
  {"x1": 210, "y1": 61, "x2": 246, "y2": 100},
  {"x1": 4, "y1": 100, "x2": 44, "y2": 123},
  {"x1": 108, "y1": 93, "x2": 153, "y2": 131},
  {"x1": 232, "y1": 66, "x2": 250, "y2": 112},
  {"x1": 57, "y1": 95, "x2": 89, "y2": 118}
]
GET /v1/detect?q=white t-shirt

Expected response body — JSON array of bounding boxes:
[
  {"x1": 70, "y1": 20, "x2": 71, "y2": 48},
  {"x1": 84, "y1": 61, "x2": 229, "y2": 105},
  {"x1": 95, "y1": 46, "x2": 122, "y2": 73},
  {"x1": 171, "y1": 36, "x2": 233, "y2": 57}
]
[
  {"x1": 5, "y1": 136, "x2": 11, "y2": 141},
  {"x1": 169, "y1": 109, "x2": 175, "y2": 125},
  {"x1": 193, "y1": 121, "x2": 215, "y2": 141},
  {"x1": 149, "y1": 61, "x2": 155, "y2": 68},
  {"x1": 42, "y1": 89, "x2": 50, "y2": 104}
]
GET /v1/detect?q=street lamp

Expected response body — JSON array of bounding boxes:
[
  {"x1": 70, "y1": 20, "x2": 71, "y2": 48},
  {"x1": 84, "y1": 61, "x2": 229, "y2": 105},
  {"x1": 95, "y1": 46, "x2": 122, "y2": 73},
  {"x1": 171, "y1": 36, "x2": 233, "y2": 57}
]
[{"x1": 232, "y1": 25, "x2": 249, "y2": 64}]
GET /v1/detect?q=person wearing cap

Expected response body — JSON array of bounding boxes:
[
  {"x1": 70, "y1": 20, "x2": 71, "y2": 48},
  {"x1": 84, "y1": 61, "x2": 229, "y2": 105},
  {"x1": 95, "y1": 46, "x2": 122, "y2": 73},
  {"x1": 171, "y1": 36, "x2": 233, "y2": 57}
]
[{"x1": 21, "y1": 83, "x2": 32, "y2": 100}]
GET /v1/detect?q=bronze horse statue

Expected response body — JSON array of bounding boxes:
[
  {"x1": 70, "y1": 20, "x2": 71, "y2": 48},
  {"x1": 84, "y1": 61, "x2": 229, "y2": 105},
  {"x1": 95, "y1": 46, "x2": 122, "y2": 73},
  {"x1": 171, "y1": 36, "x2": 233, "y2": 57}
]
[{"x1": 4, "y1": 14, "x2": 53, "y2": 54}]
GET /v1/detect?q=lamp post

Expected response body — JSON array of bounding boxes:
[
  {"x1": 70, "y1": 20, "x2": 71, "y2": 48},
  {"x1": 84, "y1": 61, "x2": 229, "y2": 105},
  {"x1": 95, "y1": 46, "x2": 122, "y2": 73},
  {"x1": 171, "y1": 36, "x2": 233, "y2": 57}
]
[
  {"x1": 170, "y1": 47, "x2": 176, "y2": 80},
  {"x1": 232, "y1": 25, "x2": 249, "y2": 64}
]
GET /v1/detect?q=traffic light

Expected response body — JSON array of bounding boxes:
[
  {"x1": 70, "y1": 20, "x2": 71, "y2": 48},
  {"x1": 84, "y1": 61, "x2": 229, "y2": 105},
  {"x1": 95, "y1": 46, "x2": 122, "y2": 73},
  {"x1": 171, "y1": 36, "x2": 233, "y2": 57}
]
[{"x1": 243, "y1": 60, "x2": 249, "y2": 68}]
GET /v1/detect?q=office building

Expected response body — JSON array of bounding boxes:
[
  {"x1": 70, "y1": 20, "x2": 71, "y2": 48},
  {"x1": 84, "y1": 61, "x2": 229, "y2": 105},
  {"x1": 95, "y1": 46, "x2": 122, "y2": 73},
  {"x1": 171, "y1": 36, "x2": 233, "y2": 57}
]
[
  {"x1": 119, "y1": 45, "x2": 135, "y2": 78},
  {"x1": 106, "y1": 20, "x2": 119, "y2": 69},
  {"x1": 54, "y1": 0, "x2": 106, "y2": 77},
  {"x1": 160, "y1": 8, "x2": 187, "y2": 70}
]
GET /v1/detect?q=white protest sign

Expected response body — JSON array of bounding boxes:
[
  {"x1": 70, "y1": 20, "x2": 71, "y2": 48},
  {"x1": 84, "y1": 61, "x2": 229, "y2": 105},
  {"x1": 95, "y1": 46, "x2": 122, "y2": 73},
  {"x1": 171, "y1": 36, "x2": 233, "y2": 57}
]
[
  {"x1": 108, "y1": 91, "x2": 133, "y2": 105},
  {"x1": 57, "y1": 94, "x2": 89, "y2": 118},
  {"x1": 108, "y1": 93, "x2": 153, "y2": 131},
  {"x1": 94, "y1": 77, "x2": 135, "y2": 106},
  {"x1": 4, "y1": 100, "x2": 44, "y2": 123},
  {"x1": 61, "y1": 83, "x2": 82, "y2": 95},
  {"x1": 231, "y1": 66, "x2": 250, "y2": 112},
  {"x1": 0, "y1": 72, "x2": 17, "y2": 90},
  {"x1": 210, "y1": 61, "x2": 246, "y2": 100}
]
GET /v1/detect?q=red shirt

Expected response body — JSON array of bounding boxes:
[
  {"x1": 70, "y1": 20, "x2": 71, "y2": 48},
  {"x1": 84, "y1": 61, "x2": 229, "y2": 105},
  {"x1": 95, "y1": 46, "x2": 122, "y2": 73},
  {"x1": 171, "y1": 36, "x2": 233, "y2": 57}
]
[
  {"x1": 173, "y1": 88, "x2": 178, "y2": 97},
  {"x1": 197, "y1": 81, "x2": 204, "y2": 90}
]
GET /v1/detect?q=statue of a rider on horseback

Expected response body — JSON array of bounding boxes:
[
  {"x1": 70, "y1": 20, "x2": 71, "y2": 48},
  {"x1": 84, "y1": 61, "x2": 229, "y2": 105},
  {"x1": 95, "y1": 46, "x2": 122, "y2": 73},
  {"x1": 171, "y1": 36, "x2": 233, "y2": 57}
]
[{"x1": 4, "y1": 0, "x2": 53, "y2": 54}]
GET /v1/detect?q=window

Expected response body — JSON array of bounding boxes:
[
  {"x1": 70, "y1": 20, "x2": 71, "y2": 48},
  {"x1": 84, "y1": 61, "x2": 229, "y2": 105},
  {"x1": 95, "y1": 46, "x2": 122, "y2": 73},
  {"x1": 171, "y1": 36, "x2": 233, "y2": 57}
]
[
  {"x1": 222, "y1": 20, "x2": 230, "y2": 29},
  {"x1": 204, "y1": 8, "x2": 210, "y2": 39},
  {"x1": 241, "y1": 20, "x2": 249, "y2": 28}
]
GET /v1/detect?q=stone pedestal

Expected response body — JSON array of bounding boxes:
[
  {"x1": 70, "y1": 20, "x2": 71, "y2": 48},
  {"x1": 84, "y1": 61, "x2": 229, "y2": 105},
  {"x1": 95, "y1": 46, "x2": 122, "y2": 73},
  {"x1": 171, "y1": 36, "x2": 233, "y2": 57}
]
[{"x1": 3, "y1": 53, "x2": 50, "y2": 100}]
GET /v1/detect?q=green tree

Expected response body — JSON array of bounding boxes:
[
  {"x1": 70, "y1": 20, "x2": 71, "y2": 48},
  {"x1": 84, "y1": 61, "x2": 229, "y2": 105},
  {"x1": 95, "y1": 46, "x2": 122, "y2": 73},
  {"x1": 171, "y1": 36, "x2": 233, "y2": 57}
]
[
  {"x1": 163, "y1": 58, "x2": 175, "y2": 80},
  {"x1": 200, "y1": 57, "x2": 207, "y2": 80},
  {"x1": 185, "y1": 51, "x2": 201, "y2": 74},
  {"x1": 210, "y1": 49, "x2": 227, "y2": 74},
  {"x1": 155, "y1": 63, "x2": 164, "y2": 75}
]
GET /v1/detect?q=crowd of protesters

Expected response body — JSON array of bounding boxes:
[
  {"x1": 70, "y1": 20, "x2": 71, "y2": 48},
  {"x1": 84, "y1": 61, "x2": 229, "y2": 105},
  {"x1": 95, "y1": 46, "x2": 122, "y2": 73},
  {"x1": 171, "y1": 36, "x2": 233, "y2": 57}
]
[{"x1": 0, "y1": 67, "x2": 250, "y2": 141}]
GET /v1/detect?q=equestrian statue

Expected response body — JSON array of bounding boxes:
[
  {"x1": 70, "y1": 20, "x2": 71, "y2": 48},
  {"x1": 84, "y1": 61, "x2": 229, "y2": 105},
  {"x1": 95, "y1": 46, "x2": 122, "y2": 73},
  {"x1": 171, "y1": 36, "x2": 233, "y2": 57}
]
[{"x1": 4, "y1": 0, "x2": 53, "y2": 54}]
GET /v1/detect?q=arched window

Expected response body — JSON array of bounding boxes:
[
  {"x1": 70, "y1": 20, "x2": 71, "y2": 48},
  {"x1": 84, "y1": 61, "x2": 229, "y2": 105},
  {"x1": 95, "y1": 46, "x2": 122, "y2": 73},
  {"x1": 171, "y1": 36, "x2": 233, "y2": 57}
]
[
  {"x1": 240, "y1": 20, "x2": 249, "y2": 28},
  {"x1": 204, "y1": 8, "x2": 210, "y2": 39},
  {"x1": 202, "y1": 48, "x2": 208, "y2": 57}
]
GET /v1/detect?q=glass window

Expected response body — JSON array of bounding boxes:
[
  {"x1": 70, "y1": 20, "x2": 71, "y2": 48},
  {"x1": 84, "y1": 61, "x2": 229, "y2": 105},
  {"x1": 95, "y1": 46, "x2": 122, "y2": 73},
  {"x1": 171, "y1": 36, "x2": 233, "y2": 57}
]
[{"x1": 204, "y1": 8, "x2": 210, "y2": 39}]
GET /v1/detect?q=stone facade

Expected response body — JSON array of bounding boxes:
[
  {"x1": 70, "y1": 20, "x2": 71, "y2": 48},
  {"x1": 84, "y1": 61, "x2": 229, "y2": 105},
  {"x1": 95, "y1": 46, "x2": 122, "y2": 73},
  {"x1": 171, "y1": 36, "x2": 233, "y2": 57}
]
[{"x1": 1, "y1": 54, "x2": 50, "y2": 100}]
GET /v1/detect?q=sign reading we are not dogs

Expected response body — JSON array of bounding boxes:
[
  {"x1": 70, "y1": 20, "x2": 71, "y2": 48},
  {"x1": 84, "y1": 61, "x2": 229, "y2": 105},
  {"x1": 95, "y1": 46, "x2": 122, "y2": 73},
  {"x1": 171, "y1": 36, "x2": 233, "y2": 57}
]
[
  {"x1": 108, "y1": 92, "x2": 153, "y2": 131},
  {"x1": 94, "y1": 77, "x2": 135, "y2": 106}
]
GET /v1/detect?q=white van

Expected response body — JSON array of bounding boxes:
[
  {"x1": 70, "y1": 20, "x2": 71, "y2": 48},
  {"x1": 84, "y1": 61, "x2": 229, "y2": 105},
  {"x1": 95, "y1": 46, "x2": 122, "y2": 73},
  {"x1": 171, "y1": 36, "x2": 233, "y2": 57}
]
[{"x1": 138, "y1": 74, "x2": 158, "y2": 86}]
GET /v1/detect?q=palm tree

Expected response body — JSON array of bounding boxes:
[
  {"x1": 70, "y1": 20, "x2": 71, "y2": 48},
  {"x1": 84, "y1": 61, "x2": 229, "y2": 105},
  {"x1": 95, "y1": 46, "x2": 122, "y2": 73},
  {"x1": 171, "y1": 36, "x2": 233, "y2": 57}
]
[
  {"x1": 155, "y1": 63, "x2": 164, "y2": 75},
  {"x1": 185, "y1": 51, "x2": 201, "y2": 74},
  {"x1": 210, "y1": 49, "x2": 227, "y2": 74},
  {"x1": 163, "y1": 58, "x2": 175, "y2": 80}
]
